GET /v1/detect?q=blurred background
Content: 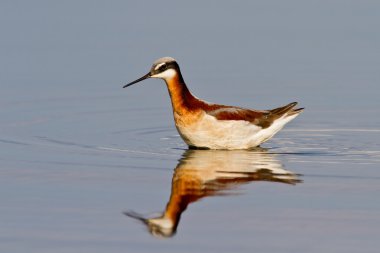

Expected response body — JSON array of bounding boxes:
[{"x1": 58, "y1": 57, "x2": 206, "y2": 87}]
[
  {"x1": 1, "y1": 0, "x2": 379, "y2": 128},
  {"x1": 0, "y1": 1, "x2": 379, "y2": 253}
]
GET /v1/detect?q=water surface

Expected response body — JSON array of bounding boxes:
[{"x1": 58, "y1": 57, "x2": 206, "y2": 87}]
[{"x1": 0, "y1": 1, "x2": 379, "y2": 253}]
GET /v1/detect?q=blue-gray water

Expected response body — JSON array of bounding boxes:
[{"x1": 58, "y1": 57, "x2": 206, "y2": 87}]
[{"x1": 1, "y1": 1, "x2": 379, "y2": 253}]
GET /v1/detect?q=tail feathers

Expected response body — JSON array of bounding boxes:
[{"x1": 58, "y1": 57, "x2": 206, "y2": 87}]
[
  {"x1": 269, "y1": 102, "x2": 304, "y2": 118},
  {"x1": 287, "y1": 107, "x2": 304, "y2": 116},
  {"x1": 269, "y1": 102, "x2": 298, "y2": 116},
  {"x1": 257, "y1": 102, "x2": 303, "y2": 129}
]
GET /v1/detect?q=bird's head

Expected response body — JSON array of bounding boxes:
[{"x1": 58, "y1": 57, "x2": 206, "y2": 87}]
[{"x1": 123, "y1": 57, "x2": 180, "y2": 88}]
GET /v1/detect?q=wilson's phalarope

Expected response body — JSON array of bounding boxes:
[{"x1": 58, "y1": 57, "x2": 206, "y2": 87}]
[{"x1": 123, "y1": 57, "x2": 303, "y2": 149}]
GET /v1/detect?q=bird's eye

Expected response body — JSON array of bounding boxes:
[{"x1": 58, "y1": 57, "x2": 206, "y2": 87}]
[{"x1": 158, "y1": 64, "x2": 167, "y2": 71}]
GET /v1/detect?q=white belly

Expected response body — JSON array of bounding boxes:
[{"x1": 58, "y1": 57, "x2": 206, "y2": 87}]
[{"x1": 175, "y1": 112, "x2": 297, "y2": 149}]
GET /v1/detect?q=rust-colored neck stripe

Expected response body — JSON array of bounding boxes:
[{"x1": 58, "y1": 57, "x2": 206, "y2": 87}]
[{"x1": 165, "y1": 72, "x2": 223, "y2": 114}]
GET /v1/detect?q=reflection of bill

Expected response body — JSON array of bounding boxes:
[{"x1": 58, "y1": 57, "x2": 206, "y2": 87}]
[{"x1": 125, "y1": 149, "x2": 302, "y2": 238}]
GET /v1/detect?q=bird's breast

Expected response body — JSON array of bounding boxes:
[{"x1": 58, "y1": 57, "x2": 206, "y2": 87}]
[
  {"x1": 173, "y1": 111, "x2": 263, "y2": 149},
  {"x1": 173, "y1": 109, "x2": 203, "y2": 127}
]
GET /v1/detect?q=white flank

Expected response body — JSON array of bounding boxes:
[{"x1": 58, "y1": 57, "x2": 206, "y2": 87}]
[{"x1": 176, "y1": 112, "x2": 299, "y2": 149}]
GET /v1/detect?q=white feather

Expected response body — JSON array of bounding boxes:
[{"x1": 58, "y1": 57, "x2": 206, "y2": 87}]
[{"x1": 176, "y1": 112, "x2": 299, "y2": 149}]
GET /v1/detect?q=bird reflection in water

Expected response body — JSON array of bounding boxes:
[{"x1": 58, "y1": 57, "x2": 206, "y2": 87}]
[{"x1": 125, "y1": 148, "x2": 302, "y2": 238}]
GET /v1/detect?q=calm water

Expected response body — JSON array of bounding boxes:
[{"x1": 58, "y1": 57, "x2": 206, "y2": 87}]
[{"x1": 1, "y1": 1, "x2": 380, "y2": 253}]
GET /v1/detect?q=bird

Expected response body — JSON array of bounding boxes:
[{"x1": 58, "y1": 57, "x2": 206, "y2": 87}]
[{"x1": 123, "y1": 57, "x2": 303, "y2": 150}]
